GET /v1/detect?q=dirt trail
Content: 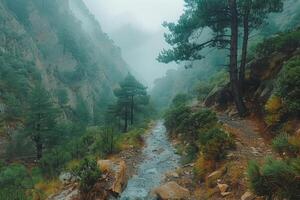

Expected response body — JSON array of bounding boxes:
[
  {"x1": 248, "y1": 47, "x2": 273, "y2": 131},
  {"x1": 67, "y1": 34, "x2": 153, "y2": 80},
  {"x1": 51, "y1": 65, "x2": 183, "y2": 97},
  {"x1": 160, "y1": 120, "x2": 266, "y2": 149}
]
[{"x1": 218, "y1": 113, "x2": 274, "y2": 161}]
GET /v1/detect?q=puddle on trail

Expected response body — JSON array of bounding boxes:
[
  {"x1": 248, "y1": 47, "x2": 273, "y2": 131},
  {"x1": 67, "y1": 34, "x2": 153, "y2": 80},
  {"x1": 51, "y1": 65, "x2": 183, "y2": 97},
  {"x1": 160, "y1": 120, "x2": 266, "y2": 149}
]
[{"x1": 119, "y1": 121, "x2": 180, "y2": 200}]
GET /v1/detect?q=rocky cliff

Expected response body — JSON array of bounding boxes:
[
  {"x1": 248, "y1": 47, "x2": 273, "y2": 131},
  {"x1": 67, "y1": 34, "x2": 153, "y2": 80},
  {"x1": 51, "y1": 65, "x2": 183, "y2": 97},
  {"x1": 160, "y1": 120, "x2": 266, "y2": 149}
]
[{"x1": 0, "y1": 0, "x2": 129, "y2": 127}]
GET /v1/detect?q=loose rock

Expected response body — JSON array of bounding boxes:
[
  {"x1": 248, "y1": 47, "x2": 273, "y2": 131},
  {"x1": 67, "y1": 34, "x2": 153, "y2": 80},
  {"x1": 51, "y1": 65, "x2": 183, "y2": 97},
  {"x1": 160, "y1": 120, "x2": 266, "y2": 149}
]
[{"x1": 153, "y1": 181, "x2": 190, "y2": 200}]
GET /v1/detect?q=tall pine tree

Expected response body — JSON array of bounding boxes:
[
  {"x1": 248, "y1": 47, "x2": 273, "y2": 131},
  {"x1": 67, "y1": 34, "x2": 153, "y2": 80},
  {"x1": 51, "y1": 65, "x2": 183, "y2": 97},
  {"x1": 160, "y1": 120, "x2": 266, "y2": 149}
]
[
  {"x1": 25, "y1": 85, "x2": 58, "y2": 160},
  {"x1": 114, "y1": 74, "x2": 148, "y2": 132}
]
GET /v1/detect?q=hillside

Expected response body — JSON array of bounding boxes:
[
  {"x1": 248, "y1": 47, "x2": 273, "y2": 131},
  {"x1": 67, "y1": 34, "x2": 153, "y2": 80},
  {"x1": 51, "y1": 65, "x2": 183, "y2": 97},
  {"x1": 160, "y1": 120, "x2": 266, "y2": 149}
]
[{"x1": 0, "y1": 0, "x2": 129, "y2": 137}]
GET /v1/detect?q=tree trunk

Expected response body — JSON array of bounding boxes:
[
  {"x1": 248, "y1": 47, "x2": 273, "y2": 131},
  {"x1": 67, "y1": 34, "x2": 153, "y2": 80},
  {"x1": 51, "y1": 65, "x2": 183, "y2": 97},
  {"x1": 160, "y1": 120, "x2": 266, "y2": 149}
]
[
  {"x1": 130, "y1": 95, "x2": 134, "y2": 125},
  {"x1": 239, "y1": 7, "x2": 250, "y2": 90},
  {"x1": 229, "y1": 0, "x2": 247, "y2": 117},
  {"x1": 36, "y1": 139, "x2": 43, "y2": 160},
  {"x1": 124, "y1": 105, "x2": 128, "y2": 132}
]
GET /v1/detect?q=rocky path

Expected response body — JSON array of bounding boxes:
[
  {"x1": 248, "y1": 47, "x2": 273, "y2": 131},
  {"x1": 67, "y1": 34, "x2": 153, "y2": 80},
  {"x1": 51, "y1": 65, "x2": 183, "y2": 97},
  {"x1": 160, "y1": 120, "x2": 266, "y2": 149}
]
[
  {"x1": 119, "y1": 121, "x2": 180, "y2": 200},
  {"x1": 218, "y1": 113, "x2": 274, "y2": 160}
]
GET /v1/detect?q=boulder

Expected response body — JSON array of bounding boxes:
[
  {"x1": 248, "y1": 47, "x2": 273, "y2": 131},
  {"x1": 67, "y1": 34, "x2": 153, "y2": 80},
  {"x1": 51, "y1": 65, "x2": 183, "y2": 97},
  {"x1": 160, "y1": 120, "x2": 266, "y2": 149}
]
[
  {"x1": 97, "y1": 160, "x2": 114, "y2": 173},
  {"x1": 153, "y1": 181, "x2": 190, "y2": 200},
  {"x1": 59, "y1": 172, "x2": 76, "y2": 185},
  {"x1": 97, "y1": 159, "x2": 127, "y2": 194},
  {"x1": 217, "y1": 183, "x2": 229, "y2": 193},
  {"x1": 241, "y1": 191, "x2": 256, "y2": 200},
  {"x1": 206, "y1": 169, "x2": 226, "y2": 187},
  {"x1": 221, "y1": 192, "x2": 232, "y2": 197}
]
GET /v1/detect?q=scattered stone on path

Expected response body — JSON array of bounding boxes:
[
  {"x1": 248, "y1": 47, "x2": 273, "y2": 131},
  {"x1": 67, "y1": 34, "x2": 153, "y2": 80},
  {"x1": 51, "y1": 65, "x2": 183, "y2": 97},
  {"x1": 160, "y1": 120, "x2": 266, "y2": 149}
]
[
  {"x1": 153, "y1": 181, "x2": 190, "y2": 200},
  {"x1": 48, "y1": 185, "x2": 79, "y2": 200},
  {"x1": 241, "y1": 191, "x2": 256, "y2": 200},
  {"x1": 217, "y1": 183, "x2": 229, "y2": 193},
  {"x1": 221, "y1": 192, "x2": 232, "y2": 197}
]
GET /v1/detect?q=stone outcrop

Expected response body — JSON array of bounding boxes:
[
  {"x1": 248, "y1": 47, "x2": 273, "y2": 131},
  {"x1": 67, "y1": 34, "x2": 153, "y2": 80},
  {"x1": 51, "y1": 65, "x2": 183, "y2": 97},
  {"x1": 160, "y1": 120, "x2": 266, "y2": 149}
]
[
  {"x1": 153, "y1": 181, "x2": 190, "y2": 200},
  {"x1": 49, "y1": 159, "x2": 127, "y2": 200},
  {"x1": 97, "y1": 159, "x2": 127, "y2": 194}
]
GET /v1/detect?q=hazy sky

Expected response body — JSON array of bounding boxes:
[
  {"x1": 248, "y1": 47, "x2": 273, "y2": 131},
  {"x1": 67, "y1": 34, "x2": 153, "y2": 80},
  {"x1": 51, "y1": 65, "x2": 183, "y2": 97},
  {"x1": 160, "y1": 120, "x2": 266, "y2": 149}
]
[{"x1": 83, "y1": 0, "x2": 184, "y2": 87}]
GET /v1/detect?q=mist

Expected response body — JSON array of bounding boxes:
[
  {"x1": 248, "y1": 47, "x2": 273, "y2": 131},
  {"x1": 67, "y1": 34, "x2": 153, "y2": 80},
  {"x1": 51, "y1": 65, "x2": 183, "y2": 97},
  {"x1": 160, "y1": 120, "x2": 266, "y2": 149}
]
[{"x1": 83, "y1": 0, "x2": 184, "y2": 87}]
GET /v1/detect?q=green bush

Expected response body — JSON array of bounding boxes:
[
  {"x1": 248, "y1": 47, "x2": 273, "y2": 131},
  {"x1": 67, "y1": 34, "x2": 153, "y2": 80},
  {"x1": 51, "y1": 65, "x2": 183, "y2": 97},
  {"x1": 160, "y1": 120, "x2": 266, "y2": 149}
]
[
  {"x1": 256, "y1": 29, "x2": 300, "y2": 56},
  {"x1": 178, "y1": 109, "x2": 218, "y2": 141},
  {"x1": 171, "y1": 93, "x2": 189, "y2": 107},
  {"x1": 247, "y1": 158, "x2": 300, "y2": 199},
  {"x1": 199, "y1": 128, "x2": 235, "y2": 161},
  {"x1": 39, "y1": 148, "x2": 71, "y2": 177},
  {"x1": 73, "y1": 157, "x2": 101, "y2": 193},
  {"x1": 272, "y1": 133, "x2": 290, "y2": 154},
  {"x1": 272, "y1": 133, "x2": 300, "y2": 157},
  {"x1": 164, "y1": 105, "x2": 192, "y2": 134},
  {"x1": 0, "y1": 164, "x2": 33, "y2": 199},
  {"x1": 276, "y1": 57, "x2": 300, "y2": 116}
]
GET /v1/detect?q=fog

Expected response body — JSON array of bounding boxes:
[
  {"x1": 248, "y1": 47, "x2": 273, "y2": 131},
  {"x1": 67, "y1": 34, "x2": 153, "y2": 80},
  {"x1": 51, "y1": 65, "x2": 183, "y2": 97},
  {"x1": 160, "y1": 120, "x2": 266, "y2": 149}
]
[{"x1": 83, "y1": 0, "x2": 184, "y2": 87}]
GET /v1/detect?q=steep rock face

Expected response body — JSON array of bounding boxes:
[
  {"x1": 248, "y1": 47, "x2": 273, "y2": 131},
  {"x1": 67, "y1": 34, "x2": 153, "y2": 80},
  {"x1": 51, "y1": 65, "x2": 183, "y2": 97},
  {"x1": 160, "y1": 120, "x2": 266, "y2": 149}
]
[{"x1": 0, "y1": 0, "x2": 129, "y2": 125}]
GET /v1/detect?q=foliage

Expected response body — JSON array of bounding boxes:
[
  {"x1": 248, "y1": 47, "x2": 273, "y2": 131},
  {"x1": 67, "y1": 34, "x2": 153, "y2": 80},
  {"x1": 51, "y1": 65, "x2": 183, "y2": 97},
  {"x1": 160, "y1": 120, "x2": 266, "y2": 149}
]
[
  {"x1": 39, "y1": 148, "x2": 72, "y2": 177},
  {"x1": 116, "y1": 128, "x2": 145, "y2": 150},
  {"x1": 0, "y1": 164, "x2": 33, "y2": 199},
  {"x1": 193, "y1": 155, "x2": 214, "y2": 181},
  {"x1": 164, "y1": 105, "x2": 192, "y2": 135},
  {"x1": 4, "y1": 0, "x2": 30, "y2": 26},
  {"x1": 256, "y1": 28, "x2": 300, "y2": 57},
  {"x1": 264, "y1": 95, "x2": 283, "y2": 126},
  {"x1": 272, "y1": 133, "x2": 300, "y2": 157},
  {"x1": 73, "y1": 157, "x2": 101, "y2": 193},
  {"x1": 247, "y1": 158, "x2": 300, "y2": 199},
  {"x1": 276, "y1": 57, "x2": 300, "y2": 116},
  {"x1": 171, "y1": 93, "x2": 189, "y2": 107},
  {"x1": 199, "y1": 128, "x2": 235, "y2": 161},
  {"x1": 24, "y1": 85, "x2": 59, "y2": 160},
  {"x1": 113, "y1": 73, "x2": 149, "y2": 132}
]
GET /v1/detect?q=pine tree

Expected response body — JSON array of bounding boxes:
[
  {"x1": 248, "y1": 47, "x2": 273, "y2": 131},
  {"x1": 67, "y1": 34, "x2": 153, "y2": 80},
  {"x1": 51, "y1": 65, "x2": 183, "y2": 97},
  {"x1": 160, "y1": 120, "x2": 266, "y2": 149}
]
[
  {"x1": 114, "y1": 74, "x2": 148, "y2": 132},
  {"x1": 158, "y1": 0, "x2": 247, "y2": 116},
  {"x1": 25, "y1": 85, "x2": 58, "y2": 160},
  {"x1": 238, "y1": 0, "x2": 284, "y2": 86},
  {"x1": 158, "y1": 0, "x2": 284, "y2": 116}
]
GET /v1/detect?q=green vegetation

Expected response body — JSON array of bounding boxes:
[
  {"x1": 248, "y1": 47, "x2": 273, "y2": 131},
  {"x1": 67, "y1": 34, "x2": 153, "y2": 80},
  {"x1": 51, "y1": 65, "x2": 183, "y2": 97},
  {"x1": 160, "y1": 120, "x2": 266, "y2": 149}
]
[
  {"x1": 272, "y1": 133, "x2": 300, "y2": 157},
  {"x1": 248, "y1": 158, "x2": 300, "y2": 199},
  {"x1": 164, "y1": 94, "x2": 235, "y2": 168},
  {"x1": 25, "y1": 85, "x2": 59, "y2": 160},
  {"x1": 276, "y1": 57, "x2": 300, "y2": 116},
  {"x1": 112, "y1": 73, "x2": 150, "y2": 132},
  {"x1": 0, "y1": 164, "x2": 33, "y2": 200},
  {"x1": 256, "y1": 28, "x2": 300, "y2": 57},
  {"x1": 199, "y1": 128, "x2": 235, "y2": 161},
  {"x1": 73, "y1": 157, "x2": 101, "y2": 193},
  {"x1": 158, "y1": 0, "x2": 284, "y2": 116}
]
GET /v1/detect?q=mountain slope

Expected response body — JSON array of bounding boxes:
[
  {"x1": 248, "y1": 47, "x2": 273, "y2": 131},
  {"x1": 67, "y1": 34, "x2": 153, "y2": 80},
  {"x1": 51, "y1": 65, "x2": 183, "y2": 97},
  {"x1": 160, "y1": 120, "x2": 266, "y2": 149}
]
[{"x1": 0, "y1": 0, "x2": 129, "y2": 128}]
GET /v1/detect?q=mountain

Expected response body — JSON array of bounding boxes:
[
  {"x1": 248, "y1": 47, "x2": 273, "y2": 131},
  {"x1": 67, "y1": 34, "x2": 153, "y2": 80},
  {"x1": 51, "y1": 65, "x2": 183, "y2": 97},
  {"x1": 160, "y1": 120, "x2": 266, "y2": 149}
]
[{"x1": 0, "y1": 0, "x2": 129, "y2": 128}]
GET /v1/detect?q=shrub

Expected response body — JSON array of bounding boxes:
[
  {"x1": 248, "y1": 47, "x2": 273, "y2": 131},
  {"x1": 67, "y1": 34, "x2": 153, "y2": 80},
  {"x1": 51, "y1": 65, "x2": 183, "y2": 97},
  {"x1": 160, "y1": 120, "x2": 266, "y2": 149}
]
[
  {"x1": 171, "y1": 93, "x2": 189, "y2": 107},
  {"x1": 272, "y1": 133, "x2": 290, "y2": 154},
  {"x1": 39, "y1": 148, "x2": 71, "y2": 177},
  {"x1": 256, "y1": 29, "x2": 300, "y2": 56},
  {"x1": 73, "y1": 157, "x2": 101, "y2": 193},
  {"x1": 178, "y1": 109, "x2": 218, "y2": 141},
  {"x1": 272, "y1": 133, "x2": 300, "y2": 157},
  {"x1": 193, "y1": 155, "x2": 214, "y2": 181},
  {"x1": 265, "y1": 95, "x2": 283, "y2": 126},
  {"x1": 247, "y1": 158, "x2": 300, "y2": 199},
  {"x1": 0, "y1": 164, "x2": 33, "y2": 199},
  {"x1": 199, "y1": 128, "x2": 235, "y2": 161},
  {"x1": 164, "y1": 105, "x2": 192, "y2": 134},
  {"x1": 276, "y1": 57, "x2": 300, "y2": 116}
]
